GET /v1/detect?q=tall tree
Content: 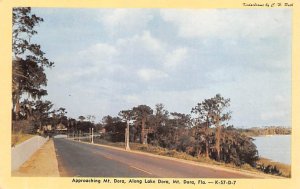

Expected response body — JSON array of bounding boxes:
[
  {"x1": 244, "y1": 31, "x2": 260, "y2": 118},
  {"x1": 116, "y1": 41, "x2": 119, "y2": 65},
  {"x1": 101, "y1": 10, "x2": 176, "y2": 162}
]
[
  {"x1": 211, "y1": 94, "x2": 231, "y2": 161},
  {"x1": 148, "y1": 103, "x2": 169, "y2": 144},
  {"x1": 192, "y1": 94, "x2": 231, "y2": 160},
  {"x1": 12, "y1": 7, "x2": 54, "y2": 120},
  {"x1": 133, "y1": 105, "x2": 153, "y2": 144}
]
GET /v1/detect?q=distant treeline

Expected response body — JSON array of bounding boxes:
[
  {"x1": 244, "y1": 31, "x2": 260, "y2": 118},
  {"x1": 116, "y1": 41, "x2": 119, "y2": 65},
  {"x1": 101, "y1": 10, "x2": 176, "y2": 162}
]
[{"x1": 236, "y1": 126, "x2": 291, "y2": 137}]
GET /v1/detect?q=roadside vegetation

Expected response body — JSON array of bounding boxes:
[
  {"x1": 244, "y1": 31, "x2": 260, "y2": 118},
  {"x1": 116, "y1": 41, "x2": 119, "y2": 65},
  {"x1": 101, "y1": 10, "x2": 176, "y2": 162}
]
[
  {"x1": 80, "y1": 138, "x2": 290, "y2": 177},
  {"x1": 11, "y1": 132, "x2": 35, "y2": 147},
  {"x1": 12, "y1": 7, "x2": 65, "y2": 144},
  {"x1": 12, "y1": 7, "x2": 290, "y2": 178},
  {"x1": 74, "y1": 95, "x2": 290, "y2": 177},
  {"x1": 256, "y1": 157, "x2": 291, "y2": 177}
]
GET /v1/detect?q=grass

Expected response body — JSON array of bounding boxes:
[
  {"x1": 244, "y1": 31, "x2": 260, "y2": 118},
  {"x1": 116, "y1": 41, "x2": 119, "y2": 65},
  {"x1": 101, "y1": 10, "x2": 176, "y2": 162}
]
[
  {"x1": 89, "y1": 138, "x2": 290, "y2": 177},
  {"x1": 257, "y1": 157, "x2": 291, "y2": 177},
  {"x1": 11, "y1": 132, "x2": 35, "y2": 147}
]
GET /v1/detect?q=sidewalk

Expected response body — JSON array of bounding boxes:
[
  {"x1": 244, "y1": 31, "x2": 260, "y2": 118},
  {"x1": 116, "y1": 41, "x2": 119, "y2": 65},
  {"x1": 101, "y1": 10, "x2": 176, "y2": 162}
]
[{"x1": 12, "y1": 139, "x2": 60, "y2": 177}]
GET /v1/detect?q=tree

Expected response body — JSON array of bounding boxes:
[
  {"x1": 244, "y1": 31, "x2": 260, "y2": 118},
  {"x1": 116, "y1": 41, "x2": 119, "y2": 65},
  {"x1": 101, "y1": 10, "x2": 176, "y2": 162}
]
[
  {"x1": 102, "y1": 115, "x2": 126, "y2": 142},
  {"x1": 86, "y1": 115, "x2": 96, "y2": 123},
  {"x1": 12, "y1": 7, "x2": 54, "y2": 120},
  {"x1": 169, "y1": 112, "x2": 192, "y2": 149},
  {"x1": 48, "y1": 107, "x2": 69, "y2": 134},
  {"x1": 55, "y1": 107, "x2": 68, "y2": 123},
  {"x1": 25, "y1": 100, "x2": 54, "y2": 133},
  {"x1": 220, "y1": 127, "x2": 258, "y2": 166},
  {"x1": 148, "y1": 103, "x2": 169, "y2": 145},
  {"x1": 192, "y1": 94, "x2": 231, "y2": 160},
  {"x1": 153, "y1": 104, "x2": 169, "y2": 129},
  {"x1": 78, "y1": 116, "x2": 86, "y2": 122},
  {"x1": 133, "y1": 105, "x2": 153, "y2": 144}
]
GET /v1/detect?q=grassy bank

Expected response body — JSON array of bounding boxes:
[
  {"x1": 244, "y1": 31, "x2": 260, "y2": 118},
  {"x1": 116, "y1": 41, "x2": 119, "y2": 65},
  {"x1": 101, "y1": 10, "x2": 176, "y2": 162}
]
[
  {"x1": 86, "y1": 138, "x2": 289, "y2": 177},
  {"x1": 256, "y1": 157, "x2": 291, "y2": 177},
  {"x1": 11, "y1": 132, "x2": 35, "y2": 147}
]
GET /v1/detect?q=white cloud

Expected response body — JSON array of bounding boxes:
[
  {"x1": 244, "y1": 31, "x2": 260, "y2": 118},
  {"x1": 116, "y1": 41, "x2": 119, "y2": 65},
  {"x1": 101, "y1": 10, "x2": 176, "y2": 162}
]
[
  {"x1": 117, "y1": 31, "x2": 165, "y2": 55},
  {"x1": 164, "y1": 47, "x2": 188, "y2": 69},
  {"x1": 137, "y1": 68, "x2": 168, "y2": 81},
  {"x1": 40, "y1": 9, "x2": 291, "y2": 126},
  {"x1": 122, "y1": 94, "x2": 141, "y2": 105},
  {"x1": 100, "y1": 9, "x2": 154, "y2": 36},
  {"x1": 55, "y1": 43, "x2": 120, "y2": 81},
  {"x1": 160, "y1": 9, "x2": 290, "y2": 39},
  {"x1": 78, "y1": 43, "x2": 118, "y2": 62}
]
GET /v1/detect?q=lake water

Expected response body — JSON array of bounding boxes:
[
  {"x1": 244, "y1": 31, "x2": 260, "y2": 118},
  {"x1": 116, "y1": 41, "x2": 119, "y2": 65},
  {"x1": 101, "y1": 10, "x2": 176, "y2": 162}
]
[{"x1": 253, "y1": 135, "x2": 291, "y2": 165}]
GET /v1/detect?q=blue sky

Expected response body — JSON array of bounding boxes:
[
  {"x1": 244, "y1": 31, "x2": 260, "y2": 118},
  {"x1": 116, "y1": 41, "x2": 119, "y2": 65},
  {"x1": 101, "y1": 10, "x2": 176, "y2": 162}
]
[{"x1": 31, "y1": 8, "x2": 291, "y2": 127}]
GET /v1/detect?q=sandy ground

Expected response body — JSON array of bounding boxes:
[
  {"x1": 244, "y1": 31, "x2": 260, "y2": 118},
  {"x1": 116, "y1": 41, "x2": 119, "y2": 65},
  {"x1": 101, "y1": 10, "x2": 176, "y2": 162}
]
[{"x1": 12, "y1": 139, "x2": 60, "y2": 177}]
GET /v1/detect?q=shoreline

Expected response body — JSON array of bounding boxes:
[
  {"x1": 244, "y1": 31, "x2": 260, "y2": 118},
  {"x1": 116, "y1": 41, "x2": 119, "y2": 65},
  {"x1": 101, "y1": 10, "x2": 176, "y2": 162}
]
[
  {"x1": 256, "y1": 157, "x2": 291, "y2": 177},
  {"x1": 250, "y1": 134, "x2": 291, "y2": 137},
  {"x1": 258, "y1": 156, "x2": 291, "y2": 166}
]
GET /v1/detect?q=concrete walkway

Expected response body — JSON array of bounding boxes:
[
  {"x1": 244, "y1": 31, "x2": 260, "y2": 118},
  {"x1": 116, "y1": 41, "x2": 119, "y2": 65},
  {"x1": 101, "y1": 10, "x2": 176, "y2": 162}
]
[{"x1": 12, "y1": 139, "x2": 60, "y2": 177}]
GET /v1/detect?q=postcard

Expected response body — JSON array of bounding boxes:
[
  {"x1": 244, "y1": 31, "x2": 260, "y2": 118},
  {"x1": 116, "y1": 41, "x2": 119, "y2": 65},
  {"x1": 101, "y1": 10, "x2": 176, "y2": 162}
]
[{"x1": 0, "y1": 0, "x2": 299, "y2": 189}]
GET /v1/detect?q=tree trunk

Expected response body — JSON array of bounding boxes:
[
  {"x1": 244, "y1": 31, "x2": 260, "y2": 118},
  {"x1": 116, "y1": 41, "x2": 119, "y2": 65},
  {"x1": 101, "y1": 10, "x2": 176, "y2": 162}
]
[
  {"x1": 134, "y1": 121, "x2": 138, "y2": 142},
  {"x1": 141, "y1": 117, "x2": 147, "y2": 144},
  {"x1": 216, "y1": 123, "x2": 221, "y2": 161},
  {"x1": 205, "y1": 118, "x2": 210, "y2": 159},
  {"x1": 197, "y1": 148, "x2": 202, "y2": 158},
  {"x1": 205, "y1": 141, "x2": 209, "y2": 158},
  {"x1": 15, "y1": 95, "x2": 20, "y2": 120}
]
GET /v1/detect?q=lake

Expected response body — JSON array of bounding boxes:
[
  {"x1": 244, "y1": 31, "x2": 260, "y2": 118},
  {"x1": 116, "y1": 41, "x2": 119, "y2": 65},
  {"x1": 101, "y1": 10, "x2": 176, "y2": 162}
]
[{"x1": 253, "y1": 135, "x2": 291, "y2": 165}]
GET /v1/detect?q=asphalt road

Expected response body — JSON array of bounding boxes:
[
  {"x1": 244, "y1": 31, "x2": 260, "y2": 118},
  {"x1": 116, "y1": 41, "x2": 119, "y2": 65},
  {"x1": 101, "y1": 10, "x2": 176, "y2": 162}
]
[{"x1": 53, "y1": 138, "x2": 257, "y2": 178}]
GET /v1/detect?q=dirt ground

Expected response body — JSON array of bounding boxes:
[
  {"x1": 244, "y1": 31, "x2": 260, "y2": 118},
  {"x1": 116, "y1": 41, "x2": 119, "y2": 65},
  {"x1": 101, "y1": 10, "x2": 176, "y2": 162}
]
[{"x1": 12, "y1": 139, "x2": 60, "y2": 177}]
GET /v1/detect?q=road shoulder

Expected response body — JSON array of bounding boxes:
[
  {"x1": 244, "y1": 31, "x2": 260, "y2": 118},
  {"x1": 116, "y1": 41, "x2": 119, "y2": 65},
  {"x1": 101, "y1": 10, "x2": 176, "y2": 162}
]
[{"x1": 12, "y1": 139, "x2": 60, "y2": 177}]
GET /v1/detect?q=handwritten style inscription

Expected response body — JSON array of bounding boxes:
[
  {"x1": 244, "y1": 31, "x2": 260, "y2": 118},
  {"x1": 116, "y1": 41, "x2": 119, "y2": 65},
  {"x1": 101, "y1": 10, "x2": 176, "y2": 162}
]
[{"x1": 243, "y1": 2, "x2": 293, "y2": 7}]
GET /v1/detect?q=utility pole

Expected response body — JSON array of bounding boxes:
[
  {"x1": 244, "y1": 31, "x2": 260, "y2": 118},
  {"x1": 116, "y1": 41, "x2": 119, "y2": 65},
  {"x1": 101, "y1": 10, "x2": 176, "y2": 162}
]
[
  {"x1": 118, "y1": 110, "x2": 132, "y2": 151},
  {"x1": 91, "y1": 128, "x2": 94, "y2": 144},
  {"x1": 125, "y1": 121, "x2": 130, "y2": 151},
  {"x1": 89, "y1": 128, "x2": 91, "y2": 142}
]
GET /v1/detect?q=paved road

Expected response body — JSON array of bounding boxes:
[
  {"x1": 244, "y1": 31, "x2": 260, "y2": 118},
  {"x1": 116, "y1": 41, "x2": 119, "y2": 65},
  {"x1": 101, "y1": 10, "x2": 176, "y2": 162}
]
[{"x1": 53, "y1": 138, "x2": 257, "y2": 178}]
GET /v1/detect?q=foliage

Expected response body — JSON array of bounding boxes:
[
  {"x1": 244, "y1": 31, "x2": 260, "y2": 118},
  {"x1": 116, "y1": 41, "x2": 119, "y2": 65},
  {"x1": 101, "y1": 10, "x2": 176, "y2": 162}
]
[
  {"x1": 96, "y1": 94, "x2": 259, "y2": 167},
  {"x1": 132, "y1": 105, "x2": 153, "y2": 144},
  {"x1": 12, "y1": 7, "x2": 54, "y2": 120},
  {"x1": 256, "y1": 157, "x2": 290, "y2": 177},
  {"x1": 102, "y1": 115, "x2": 126, "y2": 142},
  {"x1": 17, "y1": 100, "x2": 55, "y2": 133},
  {"x1": 191, "y1": 94, "x2": 231, "y2": 160}
]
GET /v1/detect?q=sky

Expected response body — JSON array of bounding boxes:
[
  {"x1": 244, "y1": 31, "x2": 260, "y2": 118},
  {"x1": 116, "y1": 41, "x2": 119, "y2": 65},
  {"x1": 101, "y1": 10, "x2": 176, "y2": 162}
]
[{"x1": 31, "y1": 8, "x2": 291, "y2": 128}]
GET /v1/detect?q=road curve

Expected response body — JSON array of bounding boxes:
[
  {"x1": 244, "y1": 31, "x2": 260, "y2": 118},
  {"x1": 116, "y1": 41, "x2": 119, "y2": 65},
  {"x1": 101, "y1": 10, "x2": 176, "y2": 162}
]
[{"x1": 53, "y1": 138, "x2": 258, "y2": 178}]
